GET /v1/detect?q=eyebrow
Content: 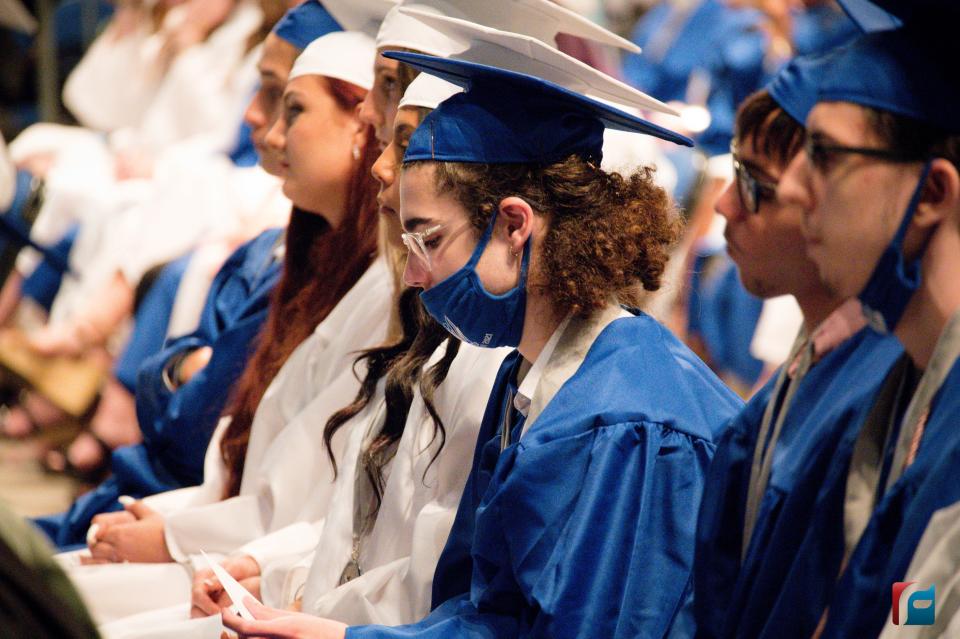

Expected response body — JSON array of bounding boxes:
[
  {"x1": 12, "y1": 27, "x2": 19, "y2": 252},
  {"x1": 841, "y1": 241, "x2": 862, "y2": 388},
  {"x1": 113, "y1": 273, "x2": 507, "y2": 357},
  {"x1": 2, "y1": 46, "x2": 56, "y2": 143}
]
[
  {"x1": 741, "y1": 157, "x2": 778, "y2": 184},
  {"x1": 258, "y1": 68, "x2": 281, "y2": 80},
  {"x1": 394, "y1": 123, "x2": 416, "y2": 142},
  {"x1": 402, "y1": 216, "x2": 435, "y2": 232},
  {"x1": 283, "y1": 90, "x2": 304, "y2": 106},
  {"x1": 808, "y1": 129, "x2": 845, "y2": 147}
]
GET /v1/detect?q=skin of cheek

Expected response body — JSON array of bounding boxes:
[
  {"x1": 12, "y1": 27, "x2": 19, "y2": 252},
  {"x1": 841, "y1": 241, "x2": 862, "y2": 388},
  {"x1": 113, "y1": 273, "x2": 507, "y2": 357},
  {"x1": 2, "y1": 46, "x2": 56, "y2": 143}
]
[{"x1": 281, "y1": 77, "x2": 357, "y2": 222}]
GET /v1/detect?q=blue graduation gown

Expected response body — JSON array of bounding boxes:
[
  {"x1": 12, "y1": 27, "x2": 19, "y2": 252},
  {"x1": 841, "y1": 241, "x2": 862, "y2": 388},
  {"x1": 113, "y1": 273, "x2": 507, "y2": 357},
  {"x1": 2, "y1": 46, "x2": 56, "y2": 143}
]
[
  {"x1": 693, "y1": 327, "x2": 903, "y2": 638},
  {"x1": 20, "y1": 224, "x2": 79, "y2": 311},
  {"x1": 34, "y1": 228, "x2": 284, "y2": 549},
  {"x1": 820, "y1": 361, "x2": 960, "y2": 637},
  {"x1": 112, "y1": 253, "x2": 192, "y2": 393},
  {"x1": 348, "y1": 312, "x2": 743, "y2": 639},
  {"x1": 688, "y1": 251, "x2": 764, "y2": 388}
]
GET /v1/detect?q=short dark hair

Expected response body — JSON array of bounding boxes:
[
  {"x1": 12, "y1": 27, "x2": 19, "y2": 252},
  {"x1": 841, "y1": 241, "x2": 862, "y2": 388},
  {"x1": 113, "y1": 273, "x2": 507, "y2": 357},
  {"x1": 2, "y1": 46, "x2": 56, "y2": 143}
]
[
  {"x1": 734, "y1": 89, "x2": 804, "y2": 169},
  {"x1": 866, "y1": 109, "x2": 960, "y2": 171}
]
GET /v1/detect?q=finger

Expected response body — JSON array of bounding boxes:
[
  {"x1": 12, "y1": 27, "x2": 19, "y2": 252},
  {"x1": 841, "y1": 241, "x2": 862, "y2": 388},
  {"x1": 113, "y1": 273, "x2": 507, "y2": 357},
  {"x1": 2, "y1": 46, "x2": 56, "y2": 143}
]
[
  {"x1": 221, "y1": 610, "x2": 284, "y2": 639},
  {"x1": 191, "y1": 581, "x2": 223, "y2": 617},
  {"x1": 79, "y1": 555, "x2": 110, "y2": 566},
  {"x1": 91, "y1": 511, "x2": 136, "y2": 528},
  {"x1": 86, "y1": 523, "x2": 100, "y2": 547},
  {"x1": 244, "y1": 598, "x2": 286, "y2": 621},
  {"x1": 192, "y1": 567, "x2": 214, "y2": 587},
  {"x1": 88, "y1": 540, "x2": 118, "y2": 563},
  {"x1": 123, "y1": 498, "x2": 156, "y2": 519}
]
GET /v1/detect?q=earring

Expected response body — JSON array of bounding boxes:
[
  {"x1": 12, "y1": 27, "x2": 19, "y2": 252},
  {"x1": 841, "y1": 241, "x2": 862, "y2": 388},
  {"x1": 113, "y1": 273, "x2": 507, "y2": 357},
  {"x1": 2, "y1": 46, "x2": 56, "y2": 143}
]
[{"x1": 352, "y1": 144, "x2": 361, "y2": 160}]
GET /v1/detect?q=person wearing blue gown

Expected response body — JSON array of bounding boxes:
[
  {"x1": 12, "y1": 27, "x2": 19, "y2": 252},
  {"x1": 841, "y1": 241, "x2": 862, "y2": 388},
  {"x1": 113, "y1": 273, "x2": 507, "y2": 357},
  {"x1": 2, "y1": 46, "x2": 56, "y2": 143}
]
[
  {"x1": 770, "y1": 3, "x2": 960, "y2": 635},
  {"x1": 692, "y1": 53, "x2": 903, "y2": 639},
  {"x1": 32, "y1": 0, "x2": 345, "y2": 550},
  {"x1": 223, "y1": 47, "x2": 743, "y2": 639}
]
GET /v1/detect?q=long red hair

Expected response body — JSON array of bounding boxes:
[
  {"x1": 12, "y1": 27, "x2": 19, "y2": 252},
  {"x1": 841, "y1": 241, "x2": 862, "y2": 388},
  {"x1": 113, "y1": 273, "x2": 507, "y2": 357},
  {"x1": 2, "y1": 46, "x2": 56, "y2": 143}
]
[{"x1": 219, "y1": 78, "x2": 381, "y2": 498}]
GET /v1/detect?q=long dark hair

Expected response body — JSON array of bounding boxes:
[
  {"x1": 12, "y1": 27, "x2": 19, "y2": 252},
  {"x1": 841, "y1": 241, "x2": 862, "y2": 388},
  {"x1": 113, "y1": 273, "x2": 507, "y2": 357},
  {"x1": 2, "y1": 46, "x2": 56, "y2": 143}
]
[
  {"x1": 322, "y1": 287, "x2": 459, "y2": 508},
  {"x1": 219, "y1": 78, "x2": 381, "y2": 499}
]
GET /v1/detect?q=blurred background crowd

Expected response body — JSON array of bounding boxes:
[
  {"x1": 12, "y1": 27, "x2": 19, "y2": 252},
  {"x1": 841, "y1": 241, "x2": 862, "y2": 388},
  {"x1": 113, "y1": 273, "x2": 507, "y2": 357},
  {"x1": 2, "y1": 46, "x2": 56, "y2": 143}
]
[{"x1": 0, "y1": 0, "x2": 861, "y2": 512}]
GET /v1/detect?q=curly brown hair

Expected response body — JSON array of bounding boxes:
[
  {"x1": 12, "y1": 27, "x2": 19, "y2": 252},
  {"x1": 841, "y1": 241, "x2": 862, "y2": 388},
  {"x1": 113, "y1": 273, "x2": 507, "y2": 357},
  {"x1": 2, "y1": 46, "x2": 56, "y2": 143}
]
[{"x1": 409, "y1": 155, "x2": 682, "y2": 317}]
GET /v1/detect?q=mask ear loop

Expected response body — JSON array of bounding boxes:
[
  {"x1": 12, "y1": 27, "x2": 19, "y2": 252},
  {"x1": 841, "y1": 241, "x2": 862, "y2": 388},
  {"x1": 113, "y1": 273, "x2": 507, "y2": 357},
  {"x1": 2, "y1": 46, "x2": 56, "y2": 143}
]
[
  {"x1": 893, "y1": 161, "x2": 934, "y2": 287},
  {"x1": 463, "y1": 210, "x2": 498, "y2": 270},
  {"x1": 463, "y1": 208, "x2": 533, "y2": 297}
]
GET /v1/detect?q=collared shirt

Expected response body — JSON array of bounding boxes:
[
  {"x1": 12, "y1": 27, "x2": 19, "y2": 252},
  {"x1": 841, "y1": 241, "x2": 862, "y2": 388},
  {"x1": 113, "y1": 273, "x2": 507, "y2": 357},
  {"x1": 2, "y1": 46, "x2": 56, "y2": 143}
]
[
  {"x1": 513, "y1": 316, "x2": 571, "y2": 422},
  {"x1": 786, "y1": 298, "x2": 867, "y2": 377}
]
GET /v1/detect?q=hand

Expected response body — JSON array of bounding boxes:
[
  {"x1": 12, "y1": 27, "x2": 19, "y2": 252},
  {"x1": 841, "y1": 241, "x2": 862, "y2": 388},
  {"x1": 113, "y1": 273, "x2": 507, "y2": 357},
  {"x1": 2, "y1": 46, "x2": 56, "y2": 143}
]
[
  {"x1": 191, "y1": 554, "x2": 261, "y2": 618},
  {"x1": 179, "y1": 346, "x2": 213, "y2": 384},
  {"x1": 221, "y1": 598, "x2": 347, "y2": 639},
  {"x1": 86, "y1": 500, "x2": 172, "y2": 564},
  {"x1": 213, "y1": 577, "x2": 261, "y2": 611}
]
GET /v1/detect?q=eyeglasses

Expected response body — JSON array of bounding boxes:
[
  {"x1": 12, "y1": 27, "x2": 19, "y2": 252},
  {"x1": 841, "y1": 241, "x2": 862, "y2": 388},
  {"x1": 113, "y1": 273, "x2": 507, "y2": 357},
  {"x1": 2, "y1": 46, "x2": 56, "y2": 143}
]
[
  {"x1": 401, "y1": 224, "x2": 443, "y2": 270},
  {"x1": 731, "y1": 143, "x2": 779, "y2": 214},
  {"x1": 803, "y1": 135, "x2": 920, "y2": 174}
]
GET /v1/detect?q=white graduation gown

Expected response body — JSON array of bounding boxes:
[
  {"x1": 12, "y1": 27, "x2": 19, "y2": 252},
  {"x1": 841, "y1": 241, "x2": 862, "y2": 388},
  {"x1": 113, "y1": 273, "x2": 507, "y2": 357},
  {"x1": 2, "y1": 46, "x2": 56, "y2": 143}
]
[
  {"x1": 62, "y1": 17, "x2": 165, "y2": 132},
  {"x1": 93, "y1": 341, "x2": 506, "y2": 638},
  {"x1": 63, "y1": 257, "x2": 393, "y2": 623}
]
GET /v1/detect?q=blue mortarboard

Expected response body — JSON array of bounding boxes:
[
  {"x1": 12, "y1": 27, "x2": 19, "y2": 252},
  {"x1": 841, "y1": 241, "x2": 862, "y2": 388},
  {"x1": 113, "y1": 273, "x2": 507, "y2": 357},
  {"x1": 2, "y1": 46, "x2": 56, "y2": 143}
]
[
  {"x1": 386, "y1": 51, "x2": 692, "y2": 165},
  {"x1": 272, "y1": 1, "x2": 343, "y2": 49},
  {"x1": 817, "y1": 27, "x2": 960, "y2": 134},
  {"x1": 765, "y1": 51, "x2": 837, "y2": 125}
]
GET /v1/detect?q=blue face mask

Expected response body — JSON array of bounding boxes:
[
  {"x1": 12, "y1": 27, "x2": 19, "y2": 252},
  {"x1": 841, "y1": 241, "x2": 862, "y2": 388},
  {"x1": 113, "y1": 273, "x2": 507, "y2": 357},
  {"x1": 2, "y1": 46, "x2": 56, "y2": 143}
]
[
  {"x1": 420, "y1": 212, "x2": 530, "y2": 348},
  {"x1": 858, "y1": 162, "x2": 932, "y2": 334}
]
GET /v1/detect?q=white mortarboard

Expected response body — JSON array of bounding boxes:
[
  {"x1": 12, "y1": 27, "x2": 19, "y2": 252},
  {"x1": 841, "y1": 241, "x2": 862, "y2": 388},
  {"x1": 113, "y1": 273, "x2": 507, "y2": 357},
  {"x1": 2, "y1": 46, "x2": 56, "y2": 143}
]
[
  {"x1": 289, "y1": 31, "x2": 377, "y2": 90},
  {"x1": 398, "y1": 73, "x2": 463, "y2": 110},
  {"x1": 376, "y1": 0, "x2": 638, "y2": 57},
  {"x1": 320, "y1": 0, "x2": 397, "y2": 37},
  {"x1": 397, "y1": 9, "x2": 675, "y2": 116},
  {"x1": 0, "y1": 0, "x2": 36, "y2": 33}
]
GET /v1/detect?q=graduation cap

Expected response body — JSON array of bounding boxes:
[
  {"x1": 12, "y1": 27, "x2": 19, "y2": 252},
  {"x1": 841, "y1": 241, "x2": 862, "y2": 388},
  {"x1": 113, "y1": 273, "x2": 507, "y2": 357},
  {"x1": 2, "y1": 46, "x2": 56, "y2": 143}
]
[
  {"x1": 385, "y1": 51, "x2": 692, "y2": 166},
  {"x1": 289, "y1": 31, "x2": 377, "y2": 90},
  {"x1": 398, "y1": 74, "x2": 462, "y2": 110},
  {"x1": 376, "y1": 0, "x2": 638, "y2": 58},
  {"x1": 320, "y1": 0, "x2": 397, "y2": 37},
  {"x1": 272, "y1": 1, "x2": 343, "y2": 50},
  {"x1": 397, "y1": 9, "x2": 674, "y2": 116},
  {"x1": 817, "y1": 27, "x2": 960, "y2": 134},
  {"x1": 765, "y1": 51, "x2": 838, "y2": 125}
]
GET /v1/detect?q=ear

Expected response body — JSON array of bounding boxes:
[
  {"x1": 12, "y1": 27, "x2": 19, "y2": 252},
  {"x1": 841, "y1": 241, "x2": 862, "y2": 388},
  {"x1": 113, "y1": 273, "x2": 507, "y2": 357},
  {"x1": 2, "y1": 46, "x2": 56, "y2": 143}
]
[
  {"x1": 497, "y1": 197, "x2": 535, "y2": 254},
  {"x1": 915, "y1": 158, "x2": 960, "y2": 229},
  {"x1": 350, "y1": 116, "x2": 368, "y2": 154}
]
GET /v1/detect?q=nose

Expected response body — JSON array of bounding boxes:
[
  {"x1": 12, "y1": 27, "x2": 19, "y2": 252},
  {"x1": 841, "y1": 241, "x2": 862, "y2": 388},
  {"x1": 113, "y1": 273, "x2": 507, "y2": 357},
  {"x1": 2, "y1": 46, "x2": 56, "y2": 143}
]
[
  {"x1": 358, "y1": 91, "x2": 379, "y2": 129},
  {"x1": 403, "y1": 252, "x2": 429, "y2": 289},
  {"x1": 264, "y1": 116, "x2": 286, "y2": 153},
  {"x1": 243, "y1": 91, "x2": 266, "y2": 131},
  {"x1": 778, "y1": 151, "x2": 812, "y2": 211},
  {"x1": 371, "y1": 145, "x2": 395, "y2": 187},
  {"x1": 715, "y1": 180, "x2": 746, "y2": 224}
]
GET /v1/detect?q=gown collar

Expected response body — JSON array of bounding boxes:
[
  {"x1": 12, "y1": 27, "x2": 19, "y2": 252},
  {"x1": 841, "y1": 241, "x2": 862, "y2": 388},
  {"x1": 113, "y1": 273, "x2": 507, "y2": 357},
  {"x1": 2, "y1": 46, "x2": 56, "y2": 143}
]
[{"x1": 521, "y1": 302, "x2": 631, "y2": 439}]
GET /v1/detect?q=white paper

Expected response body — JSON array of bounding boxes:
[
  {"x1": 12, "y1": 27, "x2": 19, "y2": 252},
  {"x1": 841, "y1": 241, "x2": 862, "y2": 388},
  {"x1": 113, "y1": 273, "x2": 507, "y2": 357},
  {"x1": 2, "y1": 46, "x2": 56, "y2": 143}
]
[{"x1": 199, "y1": 551, "x2": 259, "y2": 620}]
